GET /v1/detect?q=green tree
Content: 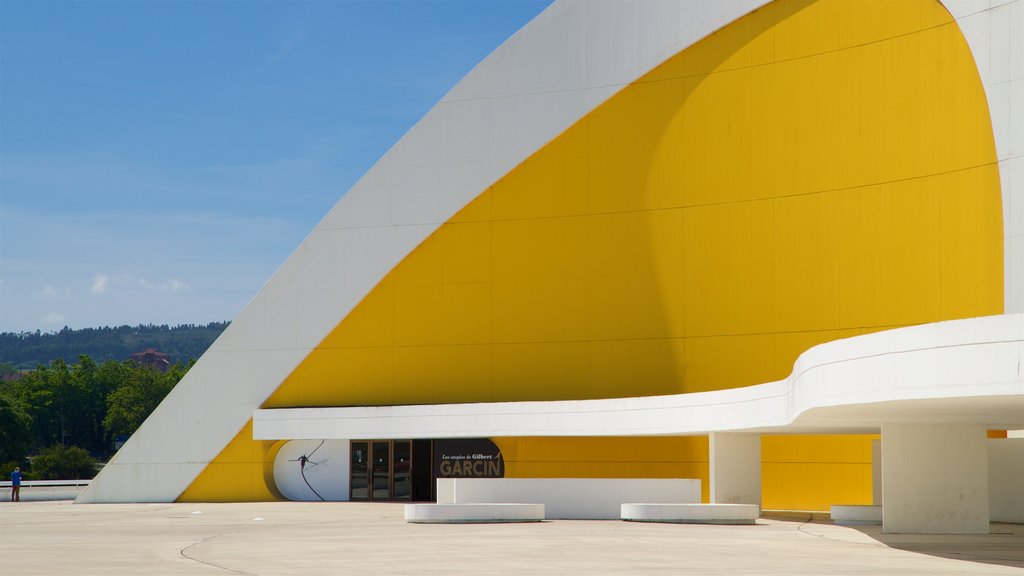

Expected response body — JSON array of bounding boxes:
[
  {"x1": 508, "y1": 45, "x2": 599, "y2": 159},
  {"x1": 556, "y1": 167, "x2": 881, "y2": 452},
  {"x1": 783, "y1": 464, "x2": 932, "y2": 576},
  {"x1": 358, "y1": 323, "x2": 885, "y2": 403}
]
[
  {"x1": 4, "y1": 356, "x2": 124, "y2": 455},
  {"x1": 0, "y1": 393, "x2": 32, "y2": 467},
  {"x1": 21, "y1": 358, "x2": 94, "y2": 450},
  {"x1": 71, "y1": 355, "x2": 118, "y2": 453},
  {"x1": 104, "y1": 361, "x2": 191, "y2": 438},
  {"x1": 0, "y1": 322, "x2": 228, "y2": 369},
  {"x1": 5, "y1": 364, "x2": 58, "y2": 450},
  {"x1": 2, "y1": 354, "x2": 192, "y2": 461},
  {"x1": 30, "y1": 444, "x2": 97, "y2": 480}
]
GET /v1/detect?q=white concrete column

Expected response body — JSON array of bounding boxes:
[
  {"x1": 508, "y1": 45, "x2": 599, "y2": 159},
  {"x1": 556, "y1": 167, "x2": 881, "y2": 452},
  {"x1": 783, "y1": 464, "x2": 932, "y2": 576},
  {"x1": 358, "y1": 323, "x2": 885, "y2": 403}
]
[
  {"x1": 881, "y1": 424, "x2": 989, "y2": 534},
  {"x1": 988, "y1": 438, "x2": 1024, "y2": 523},
  {"x1": 709, "y1": 433, "x2": 761, "y2": 508}
]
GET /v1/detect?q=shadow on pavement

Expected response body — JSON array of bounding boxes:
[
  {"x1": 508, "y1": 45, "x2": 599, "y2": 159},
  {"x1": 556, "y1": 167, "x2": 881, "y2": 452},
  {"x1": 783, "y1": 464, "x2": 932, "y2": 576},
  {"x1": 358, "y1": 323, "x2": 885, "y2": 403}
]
[{"x1": 763, "y1": 511, "x2": 1024, "y2": 570}]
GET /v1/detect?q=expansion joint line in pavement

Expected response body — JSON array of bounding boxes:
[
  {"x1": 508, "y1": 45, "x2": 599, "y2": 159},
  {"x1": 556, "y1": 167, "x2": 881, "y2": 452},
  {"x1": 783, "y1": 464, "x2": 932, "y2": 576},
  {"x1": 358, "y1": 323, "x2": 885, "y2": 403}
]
[
  {"x1": 180, "y1": 534, "x2": 256, "y2": 576},
  {"x1": 796, "y1": 516, "x2": 827, "y2": 540}
]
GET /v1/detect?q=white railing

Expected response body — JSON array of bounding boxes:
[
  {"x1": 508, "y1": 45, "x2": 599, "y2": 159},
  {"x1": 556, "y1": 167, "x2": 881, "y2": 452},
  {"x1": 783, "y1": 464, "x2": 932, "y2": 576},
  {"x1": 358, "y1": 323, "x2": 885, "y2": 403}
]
[
  {"x1": 0, "y1": 480, "x2": 91, "y2": 488},
  {"x1": 2, "y1": 480, "x2": 92, "y2": 502}
]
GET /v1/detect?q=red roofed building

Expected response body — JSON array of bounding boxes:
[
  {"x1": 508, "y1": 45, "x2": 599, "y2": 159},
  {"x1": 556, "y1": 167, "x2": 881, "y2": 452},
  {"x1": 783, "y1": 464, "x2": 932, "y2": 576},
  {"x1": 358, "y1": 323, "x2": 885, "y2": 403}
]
[{"x1": 131, "y1": 348, "x2": 171, "y2": 372}]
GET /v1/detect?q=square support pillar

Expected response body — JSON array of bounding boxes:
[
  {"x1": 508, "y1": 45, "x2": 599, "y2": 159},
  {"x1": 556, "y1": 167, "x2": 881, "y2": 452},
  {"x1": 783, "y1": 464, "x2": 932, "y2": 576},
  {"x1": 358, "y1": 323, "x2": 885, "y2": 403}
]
[
  {"x1": 881, "y1": 424, "x2": 989, "y2": 534},
  {"x1": 709, "y1": 432, "x2": 761, "y2": 508}
]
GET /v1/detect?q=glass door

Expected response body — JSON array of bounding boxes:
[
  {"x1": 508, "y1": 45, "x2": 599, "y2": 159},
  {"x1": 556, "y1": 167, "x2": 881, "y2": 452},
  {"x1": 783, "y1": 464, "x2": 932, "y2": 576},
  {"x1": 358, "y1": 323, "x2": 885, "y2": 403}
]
[
  {"x1": 351, "y1": 442, "x2": 368, "y2": 500},
  {"x1": 371, "y1": 441, "x2": 390, "y2": 499},
  {"x1": 393, "y1": 440, "x2": 411, "y2": 500},
  {"x1": 350, "y1": 440, "x2": 420, "y2": 501}
]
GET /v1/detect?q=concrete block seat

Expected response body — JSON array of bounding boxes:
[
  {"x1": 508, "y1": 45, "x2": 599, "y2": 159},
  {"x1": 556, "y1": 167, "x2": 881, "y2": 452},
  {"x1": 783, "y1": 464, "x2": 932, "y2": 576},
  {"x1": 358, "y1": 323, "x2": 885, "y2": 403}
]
[
  {"x1": 621, "y1": 503, "x2": 759, "y2": 525},
  {"x1": 405, "y1": 503, "x2": 545, "y2": 524},
  {"x1": 830, "y1": 505, "x2": 882, "y2": 525}
]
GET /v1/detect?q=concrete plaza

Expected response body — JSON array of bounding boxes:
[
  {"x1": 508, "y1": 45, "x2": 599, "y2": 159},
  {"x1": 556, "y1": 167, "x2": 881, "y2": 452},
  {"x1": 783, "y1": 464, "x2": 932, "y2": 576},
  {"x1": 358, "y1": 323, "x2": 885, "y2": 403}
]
[{"x1": 1, "y1": 501, "x2": 1021, "y2": 575}]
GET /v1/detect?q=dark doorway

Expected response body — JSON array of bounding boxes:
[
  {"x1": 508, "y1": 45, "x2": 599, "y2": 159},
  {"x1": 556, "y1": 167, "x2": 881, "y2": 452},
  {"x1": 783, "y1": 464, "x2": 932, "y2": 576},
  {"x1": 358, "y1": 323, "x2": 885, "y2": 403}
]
[
  {"x1": 350, "y1": 438, "x2": 502, "y2": 502},
  {"x1": 411, "y1": 439, "x2": 433, "y2": 501},
  {"x1": 350, "y1": 439, "x2": 433, "y2": 501}
]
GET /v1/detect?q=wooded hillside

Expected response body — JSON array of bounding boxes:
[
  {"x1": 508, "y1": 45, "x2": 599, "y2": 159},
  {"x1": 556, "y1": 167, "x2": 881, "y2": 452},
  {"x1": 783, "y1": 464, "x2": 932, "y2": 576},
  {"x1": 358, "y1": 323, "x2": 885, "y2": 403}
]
[{"x1": 0, "y1": 322, "x2": 229, "y2": 369}]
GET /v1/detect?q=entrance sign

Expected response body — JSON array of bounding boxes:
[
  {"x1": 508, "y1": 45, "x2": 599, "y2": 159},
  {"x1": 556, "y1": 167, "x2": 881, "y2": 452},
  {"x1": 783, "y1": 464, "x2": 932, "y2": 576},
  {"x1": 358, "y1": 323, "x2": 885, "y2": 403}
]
[{"x1": 434, "y1": 438, "x2": 504, "y2": 478}]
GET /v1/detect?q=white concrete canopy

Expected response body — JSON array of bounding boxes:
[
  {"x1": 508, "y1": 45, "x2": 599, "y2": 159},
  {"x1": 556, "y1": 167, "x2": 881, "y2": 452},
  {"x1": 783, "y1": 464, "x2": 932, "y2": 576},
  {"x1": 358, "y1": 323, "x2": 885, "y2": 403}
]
[
  {"x1": 253, "y1": 314, "x2": 1024, "y2": 533},
  {"x1": 253, "y1": 314, "x2": 1024, "y2": 441}
]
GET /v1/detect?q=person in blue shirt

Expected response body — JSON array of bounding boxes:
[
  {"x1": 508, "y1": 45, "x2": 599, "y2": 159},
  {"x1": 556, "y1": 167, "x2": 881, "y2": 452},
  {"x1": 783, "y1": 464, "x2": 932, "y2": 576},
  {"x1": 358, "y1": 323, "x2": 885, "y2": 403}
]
[{"x1": 10, "y1": 467, "x2": 21, "y2": 502}]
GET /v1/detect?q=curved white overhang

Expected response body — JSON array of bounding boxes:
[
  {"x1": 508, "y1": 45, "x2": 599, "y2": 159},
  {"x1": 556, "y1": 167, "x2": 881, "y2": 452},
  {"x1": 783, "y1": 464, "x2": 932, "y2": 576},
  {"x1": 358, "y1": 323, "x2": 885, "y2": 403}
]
[{"x1": 253, "y1": 314, "x2": 1024, "y2": 440}]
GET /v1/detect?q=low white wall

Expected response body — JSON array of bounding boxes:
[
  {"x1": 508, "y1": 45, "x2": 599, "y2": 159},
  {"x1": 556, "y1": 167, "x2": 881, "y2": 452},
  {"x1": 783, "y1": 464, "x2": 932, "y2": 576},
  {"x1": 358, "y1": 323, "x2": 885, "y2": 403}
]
[
  {"x1": 989, "y1": 438, "x2": 1024, "y2": 523},
  {"x1": 1, "y1": 481, "x2": 90, "y2": 502},
  {"x1": 831, "y1": 505, "x2": 882, "y2": 526},
  {"x1": 437, "y1": 478, "x2": 701, "y2": 520},
  {"x1": 1, "y1": 485, "x2": 86, "y2": 502}
]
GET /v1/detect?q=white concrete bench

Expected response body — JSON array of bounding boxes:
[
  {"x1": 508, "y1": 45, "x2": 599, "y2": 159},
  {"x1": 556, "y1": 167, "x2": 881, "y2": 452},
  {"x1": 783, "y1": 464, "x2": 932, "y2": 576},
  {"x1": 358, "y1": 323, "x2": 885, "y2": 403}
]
[
  {"x1": 830, "y1": 505, "x2": 882, "y2": 525},
  {"x1": 621, "y1": 503, "x2": 759, "y2": 524},
  {"x1": 405, "y1": 503, "x2": 545, "y2": 524}
]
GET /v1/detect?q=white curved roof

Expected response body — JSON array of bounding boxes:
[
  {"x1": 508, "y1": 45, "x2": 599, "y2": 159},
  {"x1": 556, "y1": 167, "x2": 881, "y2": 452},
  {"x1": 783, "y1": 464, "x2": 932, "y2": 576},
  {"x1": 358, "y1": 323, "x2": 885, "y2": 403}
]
[{"x1": 253, "y1": 314, "x2": 1024, "y2": 439}]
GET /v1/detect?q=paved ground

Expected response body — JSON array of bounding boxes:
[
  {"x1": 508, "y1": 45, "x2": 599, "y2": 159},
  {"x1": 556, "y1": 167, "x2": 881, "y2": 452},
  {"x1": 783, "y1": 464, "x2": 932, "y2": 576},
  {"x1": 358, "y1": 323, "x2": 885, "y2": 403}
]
[{"x1": 0, "y1": 501, "x2": 1021, "y2": 575}]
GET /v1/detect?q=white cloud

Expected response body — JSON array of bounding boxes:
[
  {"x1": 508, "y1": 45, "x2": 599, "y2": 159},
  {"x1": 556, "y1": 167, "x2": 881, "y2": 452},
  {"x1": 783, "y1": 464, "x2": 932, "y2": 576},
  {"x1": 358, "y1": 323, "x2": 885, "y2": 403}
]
[
  {"x1": 41, "y1": 312, "x2": 67, "y2": 325},
  {"x1": 138, "y1": 278, "x2": 192, "y2": 293},
  {"x1": 91, "y1": 274, "x2": 109, "y2": 295},
  {"x1": 38, "y1": 285, "x2": 70, "y2": 299}
]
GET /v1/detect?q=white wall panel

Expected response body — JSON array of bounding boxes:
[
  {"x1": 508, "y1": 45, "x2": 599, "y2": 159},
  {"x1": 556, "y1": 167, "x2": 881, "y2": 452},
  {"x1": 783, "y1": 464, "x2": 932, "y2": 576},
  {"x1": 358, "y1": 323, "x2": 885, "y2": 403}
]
[
  {"x1": 437, "y1": 478, "x2": 702, "y2": 520},
  {"x1": 390, "y1": 162, "x2": 442, "y2": 227},
  {"x1": 947, "y1": 0, "x2": 1024, "y2": 313},
  {"x1": 1012, "y1": 1, "x2": 1024, "y2": 79},
  {"x1": 945, "y1": 0, "x2": 991, "y2": 20},
  {"x1": 992, "y1": 2, "x2": 1013, "y2": 83},
  {"x1": 1011, "y1": 79, "x2": 1024, "y2": 157},
  {"x1": 273, "y1": 440, "x2": 350, "y2": 502},
  {"x1": 1006, "y1": 157, "x2": 1023, "y2": 237},
  {"x1": 1009, "y1": 236, "x2": 1024, "y2": 314}
]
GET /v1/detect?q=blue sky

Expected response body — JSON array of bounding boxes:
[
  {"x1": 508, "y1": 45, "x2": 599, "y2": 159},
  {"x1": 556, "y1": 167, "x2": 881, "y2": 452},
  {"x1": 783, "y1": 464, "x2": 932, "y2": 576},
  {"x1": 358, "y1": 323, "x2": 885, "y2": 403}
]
[{"x1": 0, "y1": 0, "x2": 551, "y2": 333}]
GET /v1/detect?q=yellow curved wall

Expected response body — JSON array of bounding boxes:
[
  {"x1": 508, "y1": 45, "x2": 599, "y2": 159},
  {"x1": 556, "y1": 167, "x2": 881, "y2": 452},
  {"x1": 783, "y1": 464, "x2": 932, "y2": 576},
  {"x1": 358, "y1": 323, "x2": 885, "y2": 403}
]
[
  {"x1": 179, "y1": 422, "x2": 283, "y2": 502},
  {"x1": 182, "y1": 0, "x2": 1002, "y2": 509}
]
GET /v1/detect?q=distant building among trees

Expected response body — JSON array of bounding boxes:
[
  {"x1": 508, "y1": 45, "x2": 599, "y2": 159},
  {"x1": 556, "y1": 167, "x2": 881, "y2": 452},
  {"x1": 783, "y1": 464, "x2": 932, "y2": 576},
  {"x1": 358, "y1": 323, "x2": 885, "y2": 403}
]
[
  {"x1": 131, "y1": 348, "x2": 171, "y2": 372},
  {"x1": 0, "y1": 321, "x2": 228, "y2": 370}
]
